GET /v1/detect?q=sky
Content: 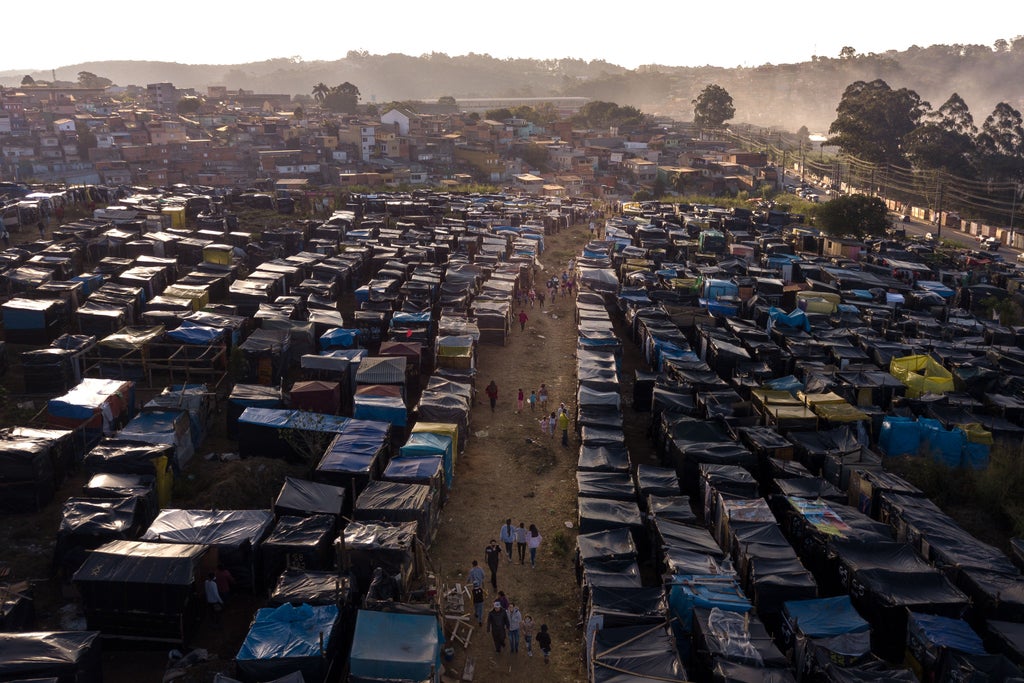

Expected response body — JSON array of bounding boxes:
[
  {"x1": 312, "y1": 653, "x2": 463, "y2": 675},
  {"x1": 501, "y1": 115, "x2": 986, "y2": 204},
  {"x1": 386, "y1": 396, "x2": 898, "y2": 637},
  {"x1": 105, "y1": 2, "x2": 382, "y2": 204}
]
[{"x1": 1, "y1": 1, "x2": 1018, "y2": 73}]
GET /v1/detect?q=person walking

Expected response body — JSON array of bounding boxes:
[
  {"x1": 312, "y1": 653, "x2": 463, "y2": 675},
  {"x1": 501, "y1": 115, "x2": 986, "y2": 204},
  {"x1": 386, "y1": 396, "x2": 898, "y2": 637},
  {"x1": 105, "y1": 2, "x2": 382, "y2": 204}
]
[
  {"x1": 468, "y1": 559, "x2": 485, "y2": 589},
  {"x1": 485, "y1": 380, "x2": 498, "y2": 412},
  {"x1": 214, "y1": 564, "x2": 235, "y2": 603},
  {"x1": 485, "y1": 539, "x2": 502, "y2": 590},
  {"x1": 508, "y1": 602, "x2": 523, "y2": 654},
  {"x1": 500, "y1": 519, "x2": 515, "y2": 562},
  {"x1": 0, "y1": 227, "x2": 9, "y2": 249},
  {"x1": 516, "y1": 388, "x2": 524, "y2": 414},
  {"x1": 514, "y1": 521, "x2": 528, "y2": 564},
  {"x1": 537, "y1": 623, "x2": 552, "y2": 663},
  {"x1": 204, "y1": 572, "x2": 224, "y2": 624},
  {"x1": 538, "y1": 384, "x2": 548, "y2": 410},
  {"x1": 518, "y1": 309, "x2": 528, "y2": 331},
  {"x1": 486, "y1": 601, "x2": 510, "y2": 654},
  {"x1": 471, "y1": 582, "x2": 486, "y2": 625},
  {"x1": 537, "y1": 287, "x2": 546, "y2": 308},
  {"x1": 522, "y1": 615, "x2": 535, "y2": 656},
  {"x1": 528, "y1": 288, "x2": 536, "y2": 308},
  {"x1": 527, "y1": 524, "x2": 542, "y2": 568},
  {"x1": 528, "y1": 390, "x2": 537, "y2": 411},
  {"x1": 548, "y1": 411, "x2": 557, "y2": 439},
  {"x1": 557, "y1": 409, "x2": 571, "y2": 448}
]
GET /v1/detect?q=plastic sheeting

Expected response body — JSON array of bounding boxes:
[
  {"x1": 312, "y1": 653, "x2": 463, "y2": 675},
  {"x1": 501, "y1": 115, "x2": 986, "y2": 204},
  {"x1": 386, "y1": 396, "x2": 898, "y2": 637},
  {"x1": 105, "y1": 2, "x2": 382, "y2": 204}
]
[
  {"x1": 0, "y1": 631, "x2": 102, "y2": 682},
  {"x1": 235, "y1": 603, "x2": 339, "y2": 683},
  {"x1": 348, "y1": 610, "x2": 442, "y2": 683},
  {"x1": 274, "y1": 477, "x2": 345, "y2": 520}
]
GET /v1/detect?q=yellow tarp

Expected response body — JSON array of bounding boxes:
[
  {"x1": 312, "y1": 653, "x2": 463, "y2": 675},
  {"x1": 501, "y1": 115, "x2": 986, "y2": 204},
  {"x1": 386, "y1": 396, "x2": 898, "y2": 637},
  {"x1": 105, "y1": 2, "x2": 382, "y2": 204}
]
[
  {"x1": 815, "y1": 402, "x2": 869, "y2": 423},
  {"x1": 796, "y1": 290, "x2": 840, "y2": 314},
  {"x1": 798, "y1": 391, "x2": 848, "y2": 408},
  {"x1": 956, "y1": 422, "x2": 994, "y2": 446},
  {"x1": 890, "y1": 354, "x2": 954, "y2": 398},
  {"x1": 411, "y1": 421, "x2": 460, "y2": 463}
]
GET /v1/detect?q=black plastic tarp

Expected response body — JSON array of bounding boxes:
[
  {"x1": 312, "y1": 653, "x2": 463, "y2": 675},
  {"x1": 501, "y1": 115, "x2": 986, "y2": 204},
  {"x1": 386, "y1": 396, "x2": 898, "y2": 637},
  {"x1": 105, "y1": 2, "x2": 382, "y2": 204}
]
[
  {"x1": 577, "y1": 471, "x2": 636, "y2": 501},
  {"x1": 260, "y1": 515, "x2": 336, "y2": 589},
  {"x1": 577, "y1": 528, "x2": 638, "y2": 563},
  {"x1": 0, "y1": 631, "x2": 102, "y2": 683},
  {"x1": 273, "y1": 476, "x2": 346, "y2": 523},
  {"x1": 268, "y1": 569, "x2": 356, "y2": 608},
  {"x1": 577, "y1": 444, "x2": 631, "y2": 473},
  {"x1": 54, "y1": 496, "x2": 142, "y2": 579},
  {"x1": 634, "y1": 465, "x2": 680, "y2": 498},
  {"x1": 647, "y1": 495, "x2": 697, "y2": 525},
  {"x1": 578, "y1": 498, "x2": 643, "y2": 537},
  {"x1": 141, "y1": 509, "x2": 274, "y2": 591},
  {"x1": 587, "y1": 586, "x2": 668, "y2": 628},
  {"x1": 590, "y1": 623, "x2": 687, "y2": 683},
  {"x1": 73, "y1": 540, "x2": 207, "y2": 643},
  {"x1": 0, "y1": 437, "x2": 54, "y2": 512},
  {"x1": 352, "y1": 480, "x2": 433, "y2": 546},
  {"x1": 340, "y1": 520, "x2": 418, "y2": 596}
]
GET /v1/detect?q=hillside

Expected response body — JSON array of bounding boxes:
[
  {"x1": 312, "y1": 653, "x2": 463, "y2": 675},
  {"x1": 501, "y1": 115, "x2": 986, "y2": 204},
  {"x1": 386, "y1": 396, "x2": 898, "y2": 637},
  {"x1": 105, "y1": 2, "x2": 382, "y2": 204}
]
[{"x1": 3, "y1": 44, "x2": 1024, "y2": 131}]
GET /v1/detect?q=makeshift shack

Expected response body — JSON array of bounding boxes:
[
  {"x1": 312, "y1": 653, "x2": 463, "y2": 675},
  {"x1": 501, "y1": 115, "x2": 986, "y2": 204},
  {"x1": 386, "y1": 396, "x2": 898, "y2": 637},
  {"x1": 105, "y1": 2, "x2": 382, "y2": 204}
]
[
  {"x1": 348, "y1": 609, "x2": 443, "y2": 683},
  {"x1": 73, "y1": 539, "x2": 209, "y2": 644},
  {"x1": 141, "y1": 508, "x2": 274, "y2": 591}
]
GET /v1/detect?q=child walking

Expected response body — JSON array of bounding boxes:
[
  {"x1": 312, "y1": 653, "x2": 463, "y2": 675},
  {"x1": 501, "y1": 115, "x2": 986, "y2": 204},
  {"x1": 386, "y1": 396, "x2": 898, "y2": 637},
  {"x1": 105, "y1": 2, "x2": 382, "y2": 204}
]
[
  {"x1": 528, "y1": 390, "x2": 537, "y2": 411},
  {"x1": 537, "y1": 623, "x2": 552, "y2": 663},
  {"x1": 517, "y1": 388, "x2": 524, "y2": 413},
  {"x1": 522, "y1": 615, "x2": 535, "y2": 656}
]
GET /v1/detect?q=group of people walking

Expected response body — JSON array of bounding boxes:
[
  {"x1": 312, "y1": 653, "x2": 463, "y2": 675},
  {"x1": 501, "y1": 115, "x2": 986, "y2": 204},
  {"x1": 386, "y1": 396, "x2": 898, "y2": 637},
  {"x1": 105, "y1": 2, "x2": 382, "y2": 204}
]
[{"x1": 468, "y1": 520, "x2": 551, "y2": 661}]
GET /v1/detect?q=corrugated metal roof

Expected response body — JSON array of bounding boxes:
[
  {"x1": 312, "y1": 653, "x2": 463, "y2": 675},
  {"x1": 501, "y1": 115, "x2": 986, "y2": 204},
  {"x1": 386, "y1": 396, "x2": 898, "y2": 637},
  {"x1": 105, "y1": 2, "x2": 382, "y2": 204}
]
[{"x1": 354, "y1": 356, "x2": 406, "y2": 385}]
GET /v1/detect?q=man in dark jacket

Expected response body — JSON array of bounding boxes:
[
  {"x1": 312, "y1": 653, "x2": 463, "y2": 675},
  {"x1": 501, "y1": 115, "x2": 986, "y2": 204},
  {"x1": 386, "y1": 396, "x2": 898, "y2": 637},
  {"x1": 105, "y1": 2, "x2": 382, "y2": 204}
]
[
  {"x1": 486, "y1": 601, "x2": 510, "y2": 653},
  {"x1": 484, "y1": 539, "x2": 501, "y2": 590}
]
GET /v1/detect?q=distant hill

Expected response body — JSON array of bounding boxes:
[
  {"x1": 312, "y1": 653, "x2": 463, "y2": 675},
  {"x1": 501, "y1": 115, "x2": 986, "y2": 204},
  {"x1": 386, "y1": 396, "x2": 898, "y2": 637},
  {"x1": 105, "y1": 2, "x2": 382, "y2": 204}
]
[{"x1": 4, "y1": 45, "x2": 1023, "y2": 132}]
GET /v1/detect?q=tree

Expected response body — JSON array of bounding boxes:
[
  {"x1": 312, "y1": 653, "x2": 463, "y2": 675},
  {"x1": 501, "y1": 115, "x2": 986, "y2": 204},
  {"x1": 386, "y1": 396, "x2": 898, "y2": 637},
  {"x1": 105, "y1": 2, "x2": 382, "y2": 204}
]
[
  {"x1": 20, "y1": 75, "x2": 34, "y2": 86},
  {"x1": 975, "y1": 102, "x2": 1024, "y2": 181},
  {"x1": 903, "y1": 93, "x2": 977, "y2": 177},
  {"x1": 324, "y1": 81, "x2": 360, "y2": 114},
  {"x1": 484, "y1": 108, "x2": 513, "y2": 121},
  {"x1": 293, "y1": 105, "x2": 305, "y2": 119},
  {"x1": 77, "y1": 71, "x2": 112, "y2": 89},
  {"x1": 176, "y1": 96, "x2": 202, "y2": 115},
  {"x1": 437, "y1": 95, "x2": 457, "y2": 106},
  {"x1": 312, "y1": 82, "x2": 329, "y2": 106},
  {"x1": 839, "y1": 46, "x2": 857, "y2": 60},
  {"x1": 827, "y1": 79, "x2": 928, "y2": 164},
  {"x1": 76, "y1": 122, "x2": 97, "y2": 159},
  {"x1": 692, "y1": 84, "x2": 735, "y2": 129},
  {"x1": 814, "y1": 194, "x2": 890, "y2": 238}
]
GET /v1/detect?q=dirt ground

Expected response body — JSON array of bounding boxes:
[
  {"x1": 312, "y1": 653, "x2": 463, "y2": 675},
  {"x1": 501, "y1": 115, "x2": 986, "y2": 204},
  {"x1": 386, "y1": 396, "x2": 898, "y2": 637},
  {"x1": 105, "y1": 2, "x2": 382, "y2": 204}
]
[{"x1": 0, "y1": 219, "x2": 625, "y2": 682}]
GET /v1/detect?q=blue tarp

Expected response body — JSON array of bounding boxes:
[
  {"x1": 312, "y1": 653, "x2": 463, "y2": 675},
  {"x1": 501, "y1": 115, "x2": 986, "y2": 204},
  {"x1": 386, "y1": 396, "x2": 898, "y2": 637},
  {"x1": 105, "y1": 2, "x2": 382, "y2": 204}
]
[
  {"x1": 238, "y1": 408, "x2": 352, "y2": 435},
  {"x1": 783, "y1": 596, "x2": 869, "y2": 638},
  {"x1": 920, "y1": 418, "x2": 967, "y2": 468},
  {"x1": 399, "y1": 432, "x2": 453, "y2": 488},
  {"x1": 165, "y1": 324, "x2": 224, "y2": 345},
  {"x1": 353, "y1": 395, "x2": 408, "y2": 427},
  {"x1": 236, "y1": 603, "x2": 339, "y2": 682},
  {"x1": 907, "y1": 612, "x2": 986, "y2": 656},
  {"x1": 384, "y1": 455, "x2": 444, "y2": 487},
  {"x1": 667, "y1": 575, "x2": 751, "y2": 634},
  {"x1": 767, "y1": 306, "x2": 811, "y2": 332},
  {"x1": 879, "y1": 416, "x2": 920, "y2": 457},
  {"x1": 119, "y1": 408, "x2": 194, "y2": 470},
  {"x1": 763, "y1": 375, "x2": 803, "y2": 393},
  {"x1": 348, "y1": 610, "x2": 442, "y2": 682},
  {"x1": 317, "y1": 422, "x2": 390, "y2": 476},
  {"x1": 320, "y1": 328, "x2": 360, "y2": 350}
]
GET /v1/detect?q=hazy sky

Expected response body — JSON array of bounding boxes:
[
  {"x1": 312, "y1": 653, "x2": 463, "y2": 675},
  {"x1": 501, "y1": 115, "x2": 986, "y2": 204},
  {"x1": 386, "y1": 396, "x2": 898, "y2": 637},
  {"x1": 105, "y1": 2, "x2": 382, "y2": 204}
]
[{"x1": 3, "y1": 1, "x2": 1017, "y2": 72}]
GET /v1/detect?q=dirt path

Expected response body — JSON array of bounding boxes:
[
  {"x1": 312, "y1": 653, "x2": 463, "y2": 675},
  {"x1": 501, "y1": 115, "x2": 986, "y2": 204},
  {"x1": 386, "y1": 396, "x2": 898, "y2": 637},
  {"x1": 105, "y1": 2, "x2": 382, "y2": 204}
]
[{"x1": 430, "y1": 223, "x2": 592, "y2": 682}]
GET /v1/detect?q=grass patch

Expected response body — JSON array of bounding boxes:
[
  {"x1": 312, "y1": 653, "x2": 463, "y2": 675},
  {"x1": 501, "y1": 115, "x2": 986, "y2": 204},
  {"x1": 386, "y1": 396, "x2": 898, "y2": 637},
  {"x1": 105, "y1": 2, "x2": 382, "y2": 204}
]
[
  {"x1": 550, "y1": 529, "x2": 572, "y2": 557},
  {"x1": 887, "y1": 442, "x2": 1024, "y2": 547}
]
